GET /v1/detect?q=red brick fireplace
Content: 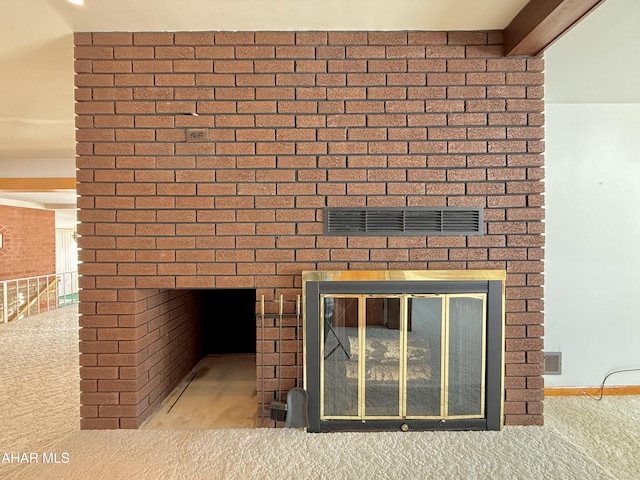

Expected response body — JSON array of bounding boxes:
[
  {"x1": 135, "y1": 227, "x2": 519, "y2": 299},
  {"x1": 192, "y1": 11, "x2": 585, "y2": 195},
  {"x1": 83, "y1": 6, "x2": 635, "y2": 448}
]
[{"x1": 75, "y1": 30, "x2": 544, "y2": 429}]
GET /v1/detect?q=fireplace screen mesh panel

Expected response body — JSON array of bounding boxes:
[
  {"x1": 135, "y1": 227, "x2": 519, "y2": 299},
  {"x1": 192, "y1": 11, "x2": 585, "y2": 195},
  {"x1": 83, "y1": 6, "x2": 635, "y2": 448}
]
[
  {"x1": 321, "y1": 294, "x2": 486, "y2": 421},
  {"x1": 447, "y1": 296, "x2": 486, "y2": 417},
  {"x1": 322, "y1": 296, "x2": 358, "y2": 417},
  {"x1": 303, "y1": 270, "x2": 505, "y2": 432},
  {"x1": 406, "y1": 296, "x2": 442, "y2": 417}
]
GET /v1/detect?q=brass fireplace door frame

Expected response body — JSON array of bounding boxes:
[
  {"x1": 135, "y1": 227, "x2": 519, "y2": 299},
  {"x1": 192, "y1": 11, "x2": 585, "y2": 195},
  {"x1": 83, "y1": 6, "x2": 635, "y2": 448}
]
[
  {"x1": 303, "y1": 270, "x2": 505, "y2": 433},
  {"x1": 319, "y1": 293, "x2": 488, "y2": 422}
]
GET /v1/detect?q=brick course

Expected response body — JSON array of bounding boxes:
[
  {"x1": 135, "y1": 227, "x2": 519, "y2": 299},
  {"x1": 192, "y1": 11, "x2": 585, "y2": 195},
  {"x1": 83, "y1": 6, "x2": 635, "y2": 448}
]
[
  {"x1": 75, "y1": 30, "x2": 545, "y2": 429},
  {"x1": 0, "y1": 205, "x2": 56, "y2": 281}
]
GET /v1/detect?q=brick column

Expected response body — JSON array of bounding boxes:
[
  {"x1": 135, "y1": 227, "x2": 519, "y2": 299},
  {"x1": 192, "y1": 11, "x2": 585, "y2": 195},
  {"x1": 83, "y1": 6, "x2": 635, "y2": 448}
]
[{"x1": 75, "y1": 29, "x2": 545, "y2": 428}]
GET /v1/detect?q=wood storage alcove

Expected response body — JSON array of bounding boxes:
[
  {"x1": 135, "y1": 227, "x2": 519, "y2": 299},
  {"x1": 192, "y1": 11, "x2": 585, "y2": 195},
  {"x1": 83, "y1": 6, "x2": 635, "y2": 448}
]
[{"x1": 303, "y1": 270, "x2": 505, "y2": 433}]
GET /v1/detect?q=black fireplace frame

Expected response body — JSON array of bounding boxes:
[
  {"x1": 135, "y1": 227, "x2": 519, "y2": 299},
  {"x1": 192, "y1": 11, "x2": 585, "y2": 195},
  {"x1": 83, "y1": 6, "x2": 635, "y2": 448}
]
[{"x1": 303, "y1": 271, "x2": 504, "y2": 432}]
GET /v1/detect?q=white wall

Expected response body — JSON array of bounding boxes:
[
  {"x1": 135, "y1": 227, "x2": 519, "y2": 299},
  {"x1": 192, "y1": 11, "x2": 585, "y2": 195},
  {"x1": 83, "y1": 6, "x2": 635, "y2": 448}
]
[
  {"x1": 55, "y1": 229, "x2": 78, "y2": 275},
  {"x1": 545, "y1": 103, "x2": 640, "y2": 387},
  {"x1": 55, "y1": 215, "x2": 77, "y2": 230},
  {"x1": 55, "y1": 228, "x2": 79, "y2": 297}
]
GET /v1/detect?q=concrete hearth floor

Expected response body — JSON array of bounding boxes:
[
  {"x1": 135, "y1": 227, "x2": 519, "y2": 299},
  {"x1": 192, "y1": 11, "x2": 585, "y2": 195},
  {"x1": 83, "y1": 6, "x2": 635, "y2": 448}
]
[{"x1": 142, "y1": 355, "x2": 259, "y2": 430}]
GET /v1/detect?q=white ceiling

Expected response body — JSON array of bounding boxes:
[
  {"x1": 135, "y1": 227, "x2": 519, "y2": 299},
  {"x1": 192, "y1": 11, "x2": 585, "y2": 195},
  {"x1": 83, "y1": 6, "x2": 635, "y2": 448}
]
[
  {"x1": 0, "y1": 0, "x2": 638, "y2": 219},
  {"x1": 47, "y1": 0, "x2": 530, "y2": 32}
]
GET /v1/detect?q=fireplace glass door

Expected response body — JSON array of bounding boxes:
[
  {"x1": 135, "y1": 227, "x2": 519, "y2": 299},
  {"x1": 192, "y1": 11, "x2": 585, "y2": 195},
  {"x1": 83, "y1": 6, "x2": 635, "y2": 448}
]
[{"x1": 321, "y1": 294, "x2": 486, "y2": 421}]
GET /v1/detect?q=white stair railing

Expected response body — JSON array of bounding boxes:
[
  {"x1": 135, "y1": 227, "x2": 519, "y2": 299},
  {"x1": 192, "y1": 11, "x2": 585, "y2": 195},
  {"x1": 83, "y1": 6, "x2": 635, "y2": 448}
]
[{"x1": 0, "y1": 271, "x2": 79, "y2": 323}]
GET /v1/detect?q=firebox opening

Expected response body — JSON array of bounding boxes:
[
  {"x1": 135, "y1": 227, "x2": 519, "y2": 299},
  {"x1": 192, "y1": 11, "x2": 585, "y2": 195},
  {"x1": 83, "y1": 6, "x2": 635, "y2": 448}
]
[
  {"x1": 142, "y1": 288, "x2": 259, "y2": 430},
  {"x1": 201, "y1": 288, "x2": 257, "y2": 355}
]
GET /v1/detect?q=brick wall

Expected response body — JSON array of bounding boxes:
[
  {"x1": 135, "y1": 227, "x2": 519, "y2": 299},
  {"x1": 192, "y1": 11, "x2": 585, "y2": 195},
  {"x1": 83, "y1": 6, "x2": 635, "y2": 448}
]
[
  {"x1": 74, "y1": 30, "x2": 545, "y2": 429},
  {"x1": 79, "y1": 289, "x2": 202, "y2": 429},
  {"x1": 0, "y1": 205, "x2": 56, "y2": 281}
]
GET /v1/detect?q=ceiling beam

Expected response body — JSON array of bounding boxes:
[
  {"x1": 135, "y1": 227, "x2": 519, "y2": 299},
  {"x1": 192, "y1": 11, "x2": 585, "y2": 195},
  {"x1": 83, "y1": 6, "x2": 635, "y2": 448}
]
[
  {"x1": 504, "y1": 0, "x2": 607, "y2": 57},
  {"x1": 0, "y1": 178, "x2": 76, "y2": 191},
  {"x1": 44, "y1": 203, "x2": 77, "y2": 210}
]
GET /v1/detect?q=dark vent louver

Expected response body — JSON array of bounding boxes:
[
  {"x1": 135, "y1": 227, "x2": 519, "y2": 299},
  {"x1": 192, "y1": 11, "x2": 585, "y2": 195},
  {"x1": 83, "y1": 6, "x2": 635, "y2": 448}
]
[
  {"x1": 326, "y1": 210, "x2": 367, "y2": 233},
  {"x1": 367, "y1": 210, "x2": 404, "y2": 232},
  {"x1": 442, "y1": 210, "x2": 482, "y2": 233},
  {"x1": 325, "y1": 208, "x2": 483, "y2": 236},
  {"x1": 405, "y1": 210, "x2": 442, "y2": 232}
]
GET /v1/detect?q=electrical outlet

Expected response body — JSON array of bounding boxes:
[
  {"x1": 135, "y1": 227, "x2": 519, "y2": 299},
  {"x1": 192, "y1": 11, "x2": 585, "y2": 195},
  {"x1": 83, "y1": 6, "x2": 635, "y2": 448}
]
[{"x1": 186, "y1": 129, "x2": 208, "y2": 143}]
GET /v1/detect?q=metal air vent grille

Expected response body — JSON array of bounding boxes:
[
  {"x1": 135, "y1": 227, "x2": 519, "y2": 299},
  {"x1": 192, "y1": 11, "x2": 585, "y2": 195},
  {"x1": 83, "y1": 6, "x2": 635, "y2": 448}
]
[
  {"x1": 324, "y1": 208, "x2": 483, "y2": 236},
  {"x1": 544, "y1": 352, "x2": 562, "y2": 375}
]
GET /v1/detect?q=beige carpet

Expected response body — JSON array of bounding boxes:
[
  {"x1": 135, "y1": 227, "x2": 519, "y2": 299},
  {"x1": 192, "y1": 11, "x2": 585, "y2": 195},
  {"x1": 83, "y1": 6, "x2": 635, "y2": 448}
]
[{"x1": 1, "y1": 306, "x2": 639, "y2": 480}]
